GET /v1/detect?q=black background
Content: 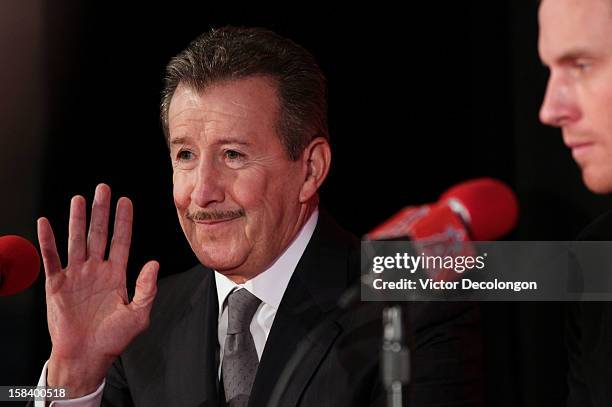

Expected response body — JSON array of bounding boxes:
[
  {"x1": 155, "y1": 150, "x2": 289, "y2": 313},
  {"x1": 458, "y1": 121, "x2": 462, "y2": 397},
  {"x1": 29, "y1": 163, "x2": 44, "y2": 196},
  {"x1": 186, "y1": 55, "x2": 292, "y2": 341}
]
[{"x1": 2, "y1": 1, "x2": 612, "y2": 405}]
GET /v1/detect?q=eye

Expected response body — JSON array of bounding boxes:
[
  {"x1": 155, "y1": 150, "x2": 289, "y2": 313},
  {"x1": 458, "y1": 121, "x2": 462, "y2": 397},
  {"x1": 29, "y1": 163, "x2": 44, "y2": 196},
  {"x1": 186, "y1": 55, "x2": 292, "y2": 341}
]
[
  {"x1": 576, "y1": 62, "x2": 589, "y2": 70},
  {"x1": 176, "y1": 149, "x2": 194, "y2": 161},
  {"x1": 573, "y1": 59, "x2": 592, "y2": 73},
  {"x1": 224, "y1": 150, "x2": 244, "y2": 160},
  {"x1": 223, "y1": 149, "x2": 247, "y2": 169}
]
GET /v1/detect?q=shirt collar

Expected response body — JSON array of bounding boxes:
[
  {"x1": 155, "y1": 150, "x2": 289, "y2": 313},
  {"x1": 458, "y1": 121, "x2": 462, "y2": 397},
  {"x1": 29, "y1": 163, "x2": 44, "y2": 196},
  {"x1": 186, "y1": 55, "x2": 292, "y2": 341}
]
[{"x1": 214, "y1": 208, "x2": 319, "y2": 314}]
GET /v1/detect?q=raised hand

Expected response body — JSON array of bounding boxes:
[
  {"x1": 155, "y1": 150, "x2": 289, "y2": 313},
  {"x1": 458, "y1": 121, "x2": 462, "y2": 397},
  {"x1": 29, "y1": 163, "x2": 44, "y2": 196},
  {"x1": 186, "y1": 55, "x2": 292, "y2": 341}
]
[{"x1": 37, "y1": 184, "x2": 159, "y2": 397}]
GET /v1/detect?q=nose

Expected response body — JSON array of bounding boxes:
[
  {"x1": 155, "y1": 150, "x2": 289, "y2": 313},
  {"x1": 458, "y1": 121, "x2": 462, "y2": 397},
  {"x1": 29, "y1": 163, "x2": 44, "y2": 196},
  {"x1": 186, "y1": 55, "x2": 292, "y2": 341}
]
[
  {"x1": 191, "y1": 159, "x2": 225, "y2": 208},
  {"x1": 539, "y1": 71, "x2": 580, "y2": 127}
]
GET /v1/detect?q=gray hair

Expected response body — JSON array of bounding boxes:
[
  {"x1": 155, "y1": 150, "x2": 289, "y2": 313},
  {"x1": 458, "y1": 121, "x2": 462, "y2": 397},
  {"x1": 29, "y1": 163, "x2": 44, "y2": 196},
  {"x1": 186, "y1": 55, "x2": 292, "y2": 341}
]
[{"x1": 160, "y1": 26, "x2": 329, "y2": 160}]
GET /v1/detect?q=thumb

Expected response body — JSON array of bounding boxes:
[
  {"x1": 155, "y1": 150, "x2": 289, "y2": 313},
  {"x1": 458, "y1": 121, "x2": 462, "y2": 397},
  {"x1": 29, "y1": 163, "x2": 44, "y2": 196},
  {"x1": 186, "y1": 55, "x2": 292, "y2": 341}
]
[{"x1": 131, "y1": 260, "x2": 159, "y2": 312}]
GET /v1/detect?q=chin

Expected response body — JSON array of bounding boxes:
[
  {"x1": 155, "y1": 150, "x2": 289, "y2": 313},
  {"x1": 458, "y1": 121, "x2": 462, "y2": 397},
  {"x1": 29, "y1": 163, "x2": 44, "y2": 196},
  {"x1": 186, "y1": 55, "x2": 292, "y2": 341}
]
[
  {"x1": 582, "y1": 170, "x2": 612, "y2": 194},
  {"x1": 193, "y1": 246, "x2": 247, "y2": 272}
]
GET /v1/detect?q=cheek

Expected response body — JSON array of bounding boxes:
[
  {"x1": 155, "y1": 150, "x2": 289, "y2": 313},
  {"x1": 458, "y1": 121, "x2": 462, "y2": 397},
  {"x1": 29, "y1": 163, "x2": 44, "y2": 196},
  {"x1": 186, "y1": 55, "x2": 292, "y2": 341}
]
[
  {"x1": 592, "y1": 104, "x2": 612, "y2": 141},
  {"x1": 228, "y1": 173, "x2": 269, "y2": 211},
  {"x1": 588, "y1": 76, "x2": 612, "y2": 128},
  {"x1": 172, "y1": 172, "x2": 192, "y2": 211},
  {"x1": 233, "y1": 168, "x2": 302, "y2": 220}
]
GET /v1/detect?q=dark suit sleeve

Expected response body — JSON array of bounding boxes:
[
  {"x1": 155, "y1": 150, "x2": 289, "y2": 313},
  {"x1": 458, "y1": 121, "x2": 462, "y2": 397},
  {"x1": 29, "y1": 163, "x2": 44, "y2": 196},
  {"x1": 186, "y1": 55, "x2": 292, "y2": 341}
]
[
  {"x1": 564, "y1": 210, "x2": 612, "y2": 407},
  {"x1": 335, "y1": 301, "x2": 484, "y2": 407},
  {"x1": 566, "y1": 302, "x2": 594, "y2": 407},
  {"x1": 409, "y1": 302, "x2": 484, "y2": 407}
]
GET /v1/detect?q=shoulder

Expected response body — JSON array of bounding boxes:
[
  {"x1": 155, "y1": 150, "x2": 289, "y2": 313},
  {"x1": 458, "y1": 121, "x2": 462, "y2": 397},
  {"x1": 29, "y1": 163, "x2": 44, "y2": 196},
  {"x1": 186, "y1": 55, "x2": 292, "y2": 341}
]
[
  {"x1": 310, "y1": 209, "x2": 359, "y2": 251},
  {"x1": 577, "y1": 209, "x2": 612, "y2": 240},
  {"x1": 298, "y1": 209, "x2": 361, "y2": 288},
  {"x1": 156, "y1": 263, "x2": 211, "y2": 296},
  {"x1": 152, "y1": 263, "x2": 213, "y2": 316}
]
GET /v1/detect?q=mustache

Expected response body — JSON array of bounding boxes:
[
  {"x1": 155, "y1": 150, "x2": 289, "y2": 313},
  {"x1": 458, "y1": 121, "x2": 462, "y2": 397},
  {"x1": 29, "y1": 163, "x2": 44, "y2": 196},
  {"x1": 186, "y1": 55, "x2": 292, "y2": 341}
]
[{"x1": 186, "y1": 209, "x2": 245, "y2": 221}]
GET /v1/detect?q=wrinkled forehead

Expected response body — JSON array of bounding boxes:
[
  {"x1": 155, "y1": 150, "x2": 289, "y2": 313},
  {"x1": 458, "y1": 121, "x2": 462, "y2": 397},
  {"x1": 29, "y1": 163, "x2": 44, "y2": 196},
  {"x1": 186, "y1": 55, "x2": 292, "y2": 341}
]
[{"x1": 167, "y1": 77, "x2": 282, "y2": 145}]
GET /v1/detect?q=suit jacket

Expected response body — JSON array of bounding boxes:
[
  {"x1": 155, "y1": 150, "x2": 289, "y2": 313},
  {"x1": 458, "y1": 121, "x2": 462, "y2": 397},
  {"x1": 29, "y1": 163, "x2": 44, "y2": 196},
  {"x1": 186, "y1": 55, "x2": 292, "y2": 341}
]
[
  {"x1": 100, "y1": 212, "x2": 483, "y2": 406},
  {"x1": 567, "y1": 210, "x2": 612, "y2": 407}
]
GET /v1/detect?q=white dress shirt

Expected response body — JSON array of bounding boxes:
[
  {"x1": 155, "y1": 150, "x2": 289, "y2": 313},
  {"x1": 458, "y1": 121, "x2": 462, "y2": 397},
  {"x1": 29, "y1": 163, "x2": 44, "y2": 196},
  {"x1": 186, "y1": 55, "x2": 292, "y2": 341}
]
[{"x1": 36, "y1": 209, "x2": 319, "y2": 407}]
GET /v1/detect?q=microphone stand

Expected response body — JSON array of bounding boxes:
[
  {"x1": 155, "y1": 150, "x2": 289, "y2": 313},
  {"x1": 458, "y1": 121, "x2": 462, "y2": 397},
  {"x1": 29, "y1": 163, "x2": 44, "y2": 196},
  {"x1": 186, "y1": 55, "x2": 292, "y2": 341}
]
[{"x1": 382, "y1": 305, "x2": 410, "y2": 407}]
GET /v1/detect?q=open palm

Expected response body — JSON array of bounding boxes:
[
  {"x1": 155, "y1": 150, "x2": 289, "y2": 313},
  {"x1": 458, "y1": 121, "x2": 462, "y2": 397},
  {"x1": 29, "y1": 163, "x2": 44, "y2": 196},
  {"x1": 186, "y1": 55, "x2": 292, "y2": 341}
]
[{"x1": 38, "y1": 184, "x2": 158, "y2": 394}]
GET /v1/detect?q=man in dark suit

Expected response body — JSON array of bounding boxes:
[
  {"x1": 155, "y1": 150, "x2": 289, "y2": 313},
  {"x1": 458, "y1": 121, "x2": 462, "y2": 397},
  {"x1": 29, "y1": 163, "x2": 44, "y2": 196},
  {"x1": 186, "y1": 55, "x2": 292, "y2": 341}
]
[
  {"x1": 539, "y1": 0, "x2": 612, "y2": 405},
  {"x1": 35, "y1": 27, "x2": 482, "y2": 406}
]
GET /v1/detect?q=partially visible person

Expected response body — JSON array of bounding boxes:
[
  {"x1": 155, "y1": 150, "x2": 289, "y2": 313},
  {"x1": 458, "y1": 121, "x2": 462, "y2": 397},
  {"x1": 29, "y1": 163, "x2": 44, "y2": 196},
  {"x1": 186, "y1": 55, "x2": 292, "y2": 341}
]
[
  {"x1": 539, "y1": 0, "x2": 612, "y2": 194},
  {"x1": 539, "y1": 0, "x2": 612, "y2": 405}
]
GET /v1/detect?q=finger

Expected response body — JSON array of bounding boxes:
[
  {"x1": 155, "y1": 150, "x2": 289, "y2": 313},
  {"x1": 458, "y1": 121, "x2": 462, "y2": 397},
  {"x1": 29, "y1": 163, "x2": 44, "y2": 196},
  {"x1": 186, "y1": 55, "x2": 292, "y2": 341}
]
[
  {"x1": 130, "y1": 261, "x2": 159, "y2": 315},
  {"x1": 108, "y1": 197, "x2": 133, "y2": 269},
  {"x1": 67, "y1": 195, "x2": 87, "y2": 266},
  {"x1": 37, "y1": 217, "x2": 62, "y2": 276},
  {"x1": 87, "y1": 183, "x2": 111, "y2": 260}
]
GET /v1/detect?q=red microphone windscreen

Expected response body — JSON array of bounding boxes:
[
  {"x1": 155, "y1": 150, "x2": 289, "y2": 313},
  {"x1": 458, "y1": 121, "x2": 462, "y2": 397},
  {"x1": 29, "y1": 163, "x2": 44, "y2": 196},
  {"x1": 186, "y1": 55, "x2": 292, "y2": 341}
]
[
  {"x1": 439, "y1": 178, "x2": 519, "y2": 241},
  {"x1": 0, "y1": 235, "x2": 41, "y2": 296}
]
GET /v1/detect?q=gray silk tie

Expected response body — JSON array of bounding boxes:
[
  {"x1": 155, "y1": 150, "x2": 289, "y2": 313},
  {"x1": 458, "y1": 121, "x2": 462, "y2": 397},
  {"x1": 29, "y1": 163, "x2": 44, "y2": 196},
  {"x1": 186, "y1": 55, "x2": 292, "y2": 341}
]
[{"x1": 222, "y1": 288, "x2": 262, "y2": 407}]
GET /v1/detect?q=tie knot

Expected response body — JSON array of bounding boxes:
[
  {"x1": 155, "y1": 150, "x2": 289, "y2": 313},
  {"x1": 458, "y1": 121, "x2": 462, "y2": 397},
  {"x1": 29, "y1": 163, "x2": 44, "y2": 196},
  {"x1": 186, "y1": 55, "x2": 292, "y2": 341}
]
[{"x1": 227, "y1": 288, "x2": 262, "y2": 334}]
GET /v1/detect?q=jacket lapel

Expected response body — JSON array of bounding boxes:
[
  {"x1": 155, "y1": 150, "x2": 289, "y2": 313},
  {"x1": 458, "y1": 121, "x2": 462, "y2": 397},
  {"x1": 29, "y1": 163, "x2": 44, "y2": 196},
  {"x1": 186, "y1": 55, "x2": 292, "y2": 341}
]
[{"x1": 247, "y1": 211, "x2": 358, "y2": 407}]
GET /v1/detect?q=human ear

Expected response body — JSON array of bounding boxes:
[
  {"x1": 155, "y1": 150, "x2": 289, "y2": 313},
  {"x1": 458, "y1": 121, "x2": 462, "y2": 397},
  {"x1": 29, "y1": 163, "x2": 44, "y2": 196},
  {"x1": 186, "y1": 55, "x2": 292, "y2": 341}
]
[{"x1": 298, "y1": 137, "x2": 331, "y2": 203}]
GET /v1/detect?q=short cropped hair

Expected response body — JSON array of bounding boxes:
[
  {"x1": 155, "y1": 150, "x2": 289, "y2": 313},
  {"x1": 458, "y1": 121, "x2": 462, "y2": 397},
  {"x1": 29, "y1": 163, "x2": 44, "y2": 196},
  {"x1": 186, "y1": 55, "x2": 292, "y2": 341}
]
[{"x1": 160, "y1": 26, "x2": 328, "y2": 160}]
